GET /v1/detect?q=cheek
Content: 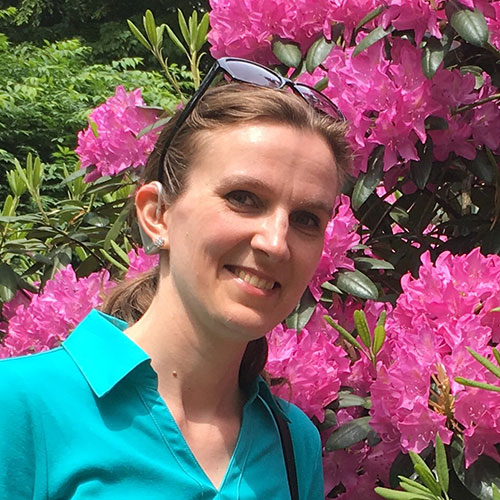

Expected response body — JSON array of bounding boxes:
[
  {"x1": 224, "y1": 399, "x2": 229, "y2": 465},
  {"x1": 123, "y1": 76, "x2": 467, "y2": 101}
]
[{"x1": 295, "y1": 238, "x2": 324, "y2": 271}]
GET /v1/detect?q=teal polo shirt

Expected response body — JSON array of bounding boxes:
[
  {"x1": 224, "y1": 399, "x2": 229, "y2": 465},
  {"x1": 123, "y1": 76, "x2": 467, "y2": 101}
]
[{"x1": 0, "y1": 309, "x2": 323, "y2": 499}]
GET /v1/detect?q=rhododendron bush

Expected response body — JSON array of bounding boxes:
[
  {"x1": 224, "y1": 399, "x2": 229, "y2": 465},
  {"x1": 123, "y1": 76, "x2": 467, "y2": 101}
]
[{"x1": 2, "y1": 3, "x2": 500, "y2": 499}]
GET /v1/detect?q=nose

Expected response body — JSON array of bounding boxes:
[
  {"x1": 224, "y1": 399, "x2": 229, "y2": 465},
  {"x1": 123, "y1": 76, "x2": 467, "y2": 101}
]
[{"x1": 250, "y1": 210, "x2": 290, "y2": 261}]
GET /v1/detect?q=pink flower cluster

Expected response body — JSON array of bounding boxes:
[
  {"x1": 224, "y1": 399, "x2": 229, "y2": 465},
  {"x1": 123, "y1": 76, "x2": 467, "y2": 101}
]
[
  {"x1": 370, "y1": 249, "x2": 500, "y2": 467},
  {"x1": 208, "y1": 0, "x2": 451, "y2": 62},
  {"x1": 300, "y1": 38, "x2": 500, "y2": 176},
  {"x1": 209, "y1": 1, "x2": 500, "y2": 180},
  {"x1": 75, "y1": 86, "x2": 159, "y2": 182},
  {"x1": 0, "y1": 247, "x2": 160, "y2": 359},
  {"x1": 309, "y1": 194, "x2": 360, "y2": 300},
  {"x1": 266, "y1": 305, "x2": 351, "y2": 420},
  {"x1": 0, "y1": 266, "x2": 113, "y2": 358}
]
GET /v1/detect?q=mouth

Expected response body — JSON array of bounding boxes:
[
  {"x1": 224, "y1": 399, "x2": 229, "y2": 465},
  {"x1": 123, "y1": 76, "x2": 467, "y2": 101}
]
[{"x1": 225, "y1": 265, "x2": 280, "y2": 291}]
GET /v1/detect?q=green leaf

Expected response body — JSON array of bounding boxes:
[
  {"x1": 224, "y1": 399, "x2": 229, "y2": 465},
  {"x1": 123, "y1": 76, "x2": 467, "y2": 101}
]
[
  {"x1": 127, "y1": 20, "x2": 151, "y2": 50},
  {"x1": 353, "y1": 25, "x2": 393, "y2": 57},
  {"x1": 196, "y1": 12, "x2": 210, "y2": 51},
  {"x1": 285, "y1": 287, "x2": 317, "y2": 333},
  {"x1": 451, "y1": 7, "x2": 489, "y2": 47},
  {"x1": 410, "y1": 452, "x2": 441, "y2": 497},
  {"x1": 100, "y1": 249, "x2": 128, "y2": 272},
  {"x1": 411, "y1": 139, "x2": 434, "y2": 190},
  {"x1": 103, "y1": 204, "x2": 130, "y2": 251},
  {"x1": 0, "y1": 263, "x2": 20, "y2": 302},
  {"x1": 337, "y1": 391, "x2": 369, "y2": 409},
  {"x1": 189, "y1": 10, "x2": 198, "y2": 49},
  {"x1": 460, "y1": 65, "x2": 485, "y2": 89},
  {"x1": 377, "y1": 310, "x2": 387, "y2": 328},
  {"x1": 464, "y1": 148, "x2": 496, "y2": 184},
  {"x1": 166, "y1": 25, "x2": 189, "y2": 56},
  {"x1": 354, "y1": 257, "x2": 395, "y2": 270},
  {"x1": 493, "y1": 347, "x2": 500, "y2": 367},
  {"x1": 455, "y1": 376, "x2": 500, "y2": 393},
  {"x1": 324, "y1": 315, "x2": 366, "y2": 352},
  {"x1": 492, "y1": 484, "x2": 500, "y2": 500},
  {"x1": 89, "y1": 119, "x2": 99, "y2": 138},
  {"x1": 336, "y1": 270, "x2": 379, "y2": 300},
  {"x1": 356, "y1": 5, "x2": 385, "y2": 30},
  {"x1": 435, "y1": 434, "x2": 449, "y2": 493},
  {"x1": 143, "y1": 10, "x2": 158, "y2": 47},
  {"x1": 272, "y1": 40, "x2": 302, "y2": 68},
  {"x1": 178, "y1": 10, "x2": 190, "y2": 45},
  {"x1": 314, "y1": 76, "x2": 329, "y2": 92},
  {"x1": 354, "y1": 309, "x2": 371, "y2": 348},
  {"x1": 466, "y1": 346, "x2": 500, "y2": 379},
  {"x1": 84, "y1": 213, "x2": 109, "y2": 227},
  {"x1": 137, "y1": 116, "x2": 172, "y2": 139},
  {"x1": 451, "y1": 437, "x2": 500, "y2": 500},
  {"x1": 422, "y1": 37, "x2": 445, "y2": 79},
  {"x1": 372, "y1": 325, "x2": 386, "y2": 355},
  {"x1": 389, "y1": 207, "x2": 409, "y2": 226},
  {"x1": 305, "y1": 36, "x2": 333, "y2": 73},
  {"x1": 425, "y1": 115, "x2": 449, "y2": 130},
  {"x1": 321, "y1": 281, "x2": 342, "y2": 294},
  {"x1": 317, "y1": 408, "x2": 337, "y2": 430},
  {"x1": 60, "y1": 166, "x2": 89, "y2": 186},
  {"x1": 110, "y1": 240, "x2": 131, "y2": 265},
  {"x1": 374, "y1": 487, "x2": 434, "y2": 499},
  {"x1": 398, "y1": 477, "x2": 435, "y2": 496},
  {"x1": 389, "y1": 452, "x2": 415, "y2": 489},
  {"x1": 352, "y1": 146, "x2": 384, "y2": 210},
  {"x1": 325, "y1": 416, "x2": 378, "y2": 451}
]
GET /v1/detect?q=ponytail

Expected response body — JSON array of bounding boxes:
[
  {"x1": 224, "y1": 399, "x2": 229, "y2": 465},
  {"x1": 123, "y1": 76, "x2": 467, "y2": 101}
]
[{"x1": 100, "y1": 268, "x2": 158, "y2": 324}]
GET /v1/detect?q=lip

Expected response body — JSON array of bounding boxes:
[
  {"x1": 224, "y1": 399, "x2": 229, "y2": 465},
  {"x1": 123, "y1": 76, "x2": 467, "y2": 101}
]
[{"x1": 225, "y1": 265, "x2": 281, "y2": 293}]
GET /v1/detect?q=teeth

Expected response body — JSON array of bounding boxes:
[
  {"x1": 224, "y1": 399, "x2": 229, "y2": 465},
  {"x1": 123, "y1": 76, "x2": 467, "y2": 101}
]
[{"x1": 235, "y1": 269, "x2": 275, "y2": 290}]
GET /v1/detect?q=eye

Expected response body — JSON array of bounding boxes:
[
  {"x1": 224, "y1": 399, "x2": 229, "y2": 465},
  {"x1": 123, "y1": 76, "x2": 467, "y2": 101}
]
[
  {"x1": 291, "y1": 211, "x2": 320, "y2": 229},
  {"x1": 225, "y1": 190, "x2": 260, "y2": 208}
]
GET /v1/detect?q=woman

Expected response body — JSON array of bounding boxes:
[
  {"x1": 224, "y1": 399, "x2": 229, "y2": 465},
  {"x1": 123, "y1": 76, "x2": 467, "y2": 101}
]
[{"x1": 0, "y1": 58, "x2": 349, "y2": 499}]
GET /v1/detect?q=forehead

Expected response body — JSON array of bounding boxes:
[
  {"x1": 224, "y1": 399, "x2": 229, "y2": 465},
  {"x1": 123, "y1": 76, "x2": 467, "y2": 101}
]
[{"x1": 187, "y1": 122, "x2": 339, "y2": 198}]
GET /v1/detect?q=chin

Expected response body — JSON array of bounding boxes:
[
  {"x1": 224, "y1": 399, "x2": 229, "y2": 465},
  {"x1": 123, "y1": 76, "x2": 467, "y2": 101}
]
[{"x1": 221, "y1": 309, "x2": 283, "y2": 341}]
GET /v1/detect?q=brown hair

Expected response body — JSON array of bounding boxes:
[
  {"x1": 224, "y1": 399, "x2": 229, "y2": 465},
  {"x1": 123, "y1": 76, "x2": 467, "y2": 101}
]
[{"x1": 102, "y1": 83, "x2": 350, "y2": 388}]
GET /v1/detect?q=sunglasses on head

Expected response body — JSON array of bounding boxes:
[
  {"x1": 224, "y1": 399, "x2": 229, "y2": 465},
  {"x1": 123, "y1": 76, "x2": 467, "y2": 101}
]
[{"x1": 156, "y1": 57, "x2": 345, "y2": 183}]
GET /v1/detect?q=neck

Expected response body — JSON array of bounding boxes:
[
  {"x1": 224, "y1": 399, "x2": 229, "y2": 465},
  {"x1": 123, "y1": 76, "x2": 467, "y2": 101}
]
[{"x1": 125, "y1": 289, "x2": 247, "y2": 417}]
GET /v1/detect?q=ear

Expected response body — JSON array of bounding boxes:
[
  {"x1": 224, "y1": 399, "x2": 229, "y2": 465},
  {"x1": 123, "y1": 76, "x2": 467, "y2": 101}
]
[{"x1": 135, "y1": 182, "x2": 170, "y2": 252}]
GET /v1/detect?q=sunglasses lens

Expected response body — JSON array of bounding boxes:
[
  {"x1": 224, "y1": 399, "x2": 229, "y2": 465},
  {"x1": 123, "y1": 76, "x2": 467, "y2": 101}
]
[
  {"x1": 294, "y1": 83, "x2": 345, "y2": 120},
  {"x1": 223, "y1": 59, "x2": 283, "y2": 89}
]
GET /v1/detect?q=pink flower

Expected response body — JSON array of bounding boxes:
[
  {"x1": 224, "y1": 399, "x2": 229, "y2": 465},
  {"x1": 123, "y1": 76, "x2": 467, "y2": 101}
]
[
  {"x1": 266, "y1": 305, "x2": 351, "y2": 420},
  {"x1": 76, "y1": 86, "x2": 159, "y2": 182},
  {"x1": 370, "y1": 249, "x2": 500, "y2": 465},
  {"x1": 125, "y1": 248, "x2": 159, "y2": 279},
  {"x1": 0, "y1": 266, "x2": 114, "y2": 358},
  {"x1": 309, "y1": 194, "x2": 360, "y2": 300},
  {"x1": 487, "y1": 2, "x2": 500, "y2": 50}
]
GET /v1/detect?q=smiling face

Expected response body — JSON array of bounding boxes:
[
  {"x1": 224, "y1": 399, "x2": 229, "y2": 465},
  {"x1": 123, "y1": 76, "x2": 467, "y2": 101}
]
[{"x1": 160, "y1": 121, "x2": 339, "y2": 342}]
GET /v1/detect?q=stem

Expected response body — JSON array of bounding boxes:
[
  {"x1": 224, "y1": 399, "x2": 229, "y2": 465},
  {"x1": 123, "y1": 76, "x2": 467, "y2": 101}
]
[
  {"x1": 155, "y1": 50, "x2": 185, "y2": 101},
  {"x1": 453, "y1": 92, "x2": 500, "y2": 115},
  {"x1": 32, "y1": 190, "x2": 51, "y2": 227}
]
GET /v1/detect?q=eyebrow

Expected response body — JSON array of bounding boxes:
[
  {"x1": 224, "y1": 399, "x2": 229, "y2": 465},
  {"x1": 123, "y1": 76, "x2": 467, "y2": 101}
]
[{"x1": 216, "y1": 174, "x2": 334, "y2": 217}]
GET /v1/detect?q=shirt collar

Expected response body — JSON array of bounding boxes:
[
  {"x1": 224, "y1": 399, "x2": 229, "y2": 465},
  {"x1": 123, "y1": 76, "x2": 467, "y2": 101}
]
[
  {"x1": 63, "y1": 309, "x2": 150, "y2": 398},
  {"x1": 64, "y1": 309, "x2": 289, "y2": 420},
  {"x1": 248, "y1": 376, "x2": 291, "y2": 423}
]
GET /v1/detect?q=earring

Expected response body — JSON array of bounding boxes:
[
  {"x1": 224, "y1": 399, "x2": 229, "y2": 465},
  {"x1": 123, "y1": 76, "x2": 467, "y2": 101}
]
[{"x1": 153, "y1": 236, "x2": 165, "y2": 249}]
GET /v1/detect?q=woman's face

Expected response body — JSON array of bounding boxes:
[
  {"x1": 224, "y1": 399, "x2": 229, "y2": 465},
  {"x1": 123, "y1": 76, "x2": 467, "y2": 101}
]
[{"x1": 161, "y1": 122, "x2": 339, "y2": 342}]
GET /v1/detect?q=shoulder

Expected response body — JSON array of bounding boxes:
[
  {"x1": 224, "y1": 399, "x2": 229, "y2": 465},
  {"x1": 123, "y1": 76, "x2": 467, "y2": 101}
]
[
  {"x1": 274, "y1": 399, "x2": 324, "y2": 499},
  {"x1": 277, "y1": 398, "x2": 321, "y2": 453},
  {"x1": 0, "y1": 348, "x2": 74, "y2": 408}
]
